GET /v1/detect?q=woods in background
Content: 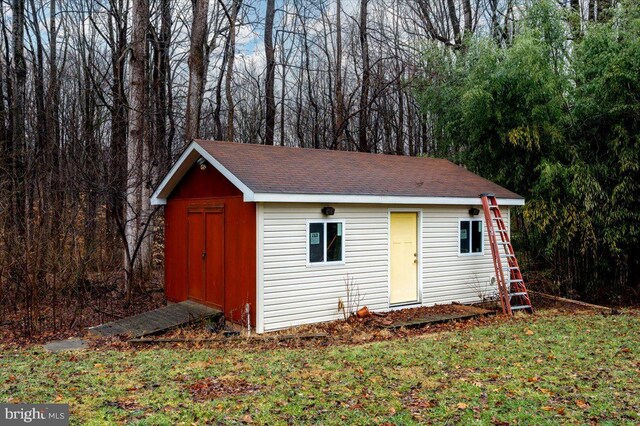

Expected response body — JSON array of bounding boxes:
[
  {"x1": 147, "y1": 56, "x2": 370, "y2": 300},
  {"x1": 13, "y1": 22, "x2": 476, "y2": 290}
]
[
  {"x1": 419, "y1": 0, "x2": 639, "y2": 302},
  {"x1": 0, "y1": 0, "x2": 636, "y2": 336}
]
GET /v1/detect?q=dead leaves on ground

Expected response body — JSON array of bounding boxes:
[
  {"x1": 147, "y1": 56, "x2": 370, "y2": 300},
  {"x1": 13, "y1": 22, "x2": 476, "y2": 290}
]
[{"x1": 189, "y1": 376, "x2": 262, "y2": 402}]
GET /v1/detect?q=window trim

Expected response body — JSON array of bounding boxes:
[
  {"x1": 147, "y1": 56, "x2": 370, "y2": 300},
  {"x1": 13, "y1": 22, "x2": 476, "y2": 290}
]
[
  {"x1": 306, "y1": 219, "x2": 346, "y2": 267},
  {"x1": 458, "y1": 218, "x2": 485, "y2": 256}
]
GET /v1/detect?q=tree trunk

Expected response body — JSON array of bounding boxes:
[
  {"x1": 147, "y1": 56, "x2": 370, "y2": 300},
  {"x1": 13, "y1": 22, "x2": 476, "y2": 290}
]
[
  {"x1": 125, "y1": 0, "x2": 151, "y2": 305},
  {"x1": 446, "y1": 0, "x2": 461, "y2": 45},
  {"x1": 334, "y1": 0, "x2": 345, "y2": 150},
  {"x1": 463, "y1": 0, "x2": 472, "y2": 35},
  {"x1": 47, "y1": 0, "x2": 60, "y2": 193},
  {"x1": 214, "y1": 46, "x2": 228, "y2": 141},
  {"x1": 156, "y1": 0, "x2": 172, "y2": 170},
  {"x1": 225, "y1": 0, "x2": 241, "y2": 142},
  {"x1": 108, "y1": 0, "x2": 129, "y2": 237},
  {"x1": 185, "y1": 0, "x2": 210, "y2": 142},
  {"x1": 357, "y1": 0, "x2": 369, "y2": 152},
  {"x1": 264, "y1": 0, "x2": 275, "y2": 145},
  {"x1": 279, "y1": 59, "x2": 286, "y2": 147},
  {"x1": 11, "y1": 0, "x2": 26, "y2": 234}
]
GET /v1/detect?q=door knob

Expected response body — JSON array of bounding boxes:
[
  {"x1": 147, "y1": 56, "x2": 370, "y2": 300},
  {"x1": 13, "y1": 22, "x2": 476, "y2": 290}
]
[{"x1": 202, "y1": 252, "x2": 206, "y2": 259}]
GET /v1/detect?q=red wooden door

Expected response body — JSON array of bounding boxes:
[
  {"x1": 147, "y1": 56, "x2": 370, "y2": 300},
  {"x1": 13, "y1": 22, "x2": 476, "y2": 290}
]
[
  {"x1": 204, "y1": 211, "x2": 224, "y2": 309},
  {"x1": 187, "y1": 211, "x2": 206, "y2": 303},
  {"x1": 187, "y1": 206, "x2": 225, "y2": 309}
]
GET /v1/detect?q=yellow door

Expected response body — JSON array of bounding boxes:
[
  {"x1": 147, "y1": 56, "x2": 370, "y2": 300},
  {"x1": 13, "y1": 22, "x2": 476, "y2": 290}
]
[{"x1": 390, "y1": 212, "x2": 418, "y2": 305}]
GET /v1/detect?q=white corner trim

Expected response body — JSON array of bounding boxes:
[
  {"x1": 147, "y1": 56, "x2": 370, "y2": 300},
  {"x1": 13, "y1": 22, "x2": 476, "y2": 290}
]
[
  {"x1": 251, "y1": 193, "x2": 525, "y2": 206},
  {"x1": 150, "y1": 141, "x2": 256, "y2": 205},
  {"x1": 256, "y1": 202, "x2": 265, "y2": 334}
]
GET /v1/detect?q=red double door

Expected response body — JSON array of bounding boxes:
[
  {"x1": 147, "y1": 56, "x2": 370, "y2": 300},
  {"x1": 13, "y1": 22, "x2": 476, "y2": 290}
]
[{"x1": 186, "y1": 206, "x2": 224, "y2": 309}]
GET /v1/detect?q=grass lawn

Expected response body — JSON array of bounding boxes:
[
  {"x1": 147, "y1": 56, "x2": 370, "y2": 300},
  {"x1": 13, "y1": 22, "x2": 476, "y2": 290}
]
[{"x1": 1, "y1": 310, "x2": 638, "y2": 425}]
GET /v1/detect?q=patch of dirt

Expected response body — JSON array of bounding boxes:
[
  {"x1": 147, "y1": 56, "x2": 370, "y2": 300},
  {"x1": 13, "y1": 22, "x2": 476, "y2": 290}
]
[
  {"x1": 372, "y1": 303, "x2": 484, "y2": 324},
  {"x1": 189, "y1": 377, "x2": 262, "y2": 401}
]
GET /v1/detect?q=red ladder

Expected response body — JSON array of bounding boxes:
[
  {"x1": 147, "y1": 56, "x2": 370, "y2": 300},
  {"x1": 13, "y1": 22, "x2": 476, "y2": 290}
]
[{"x1": 480, "y1": 193, "x2": 533, "y2": 315}]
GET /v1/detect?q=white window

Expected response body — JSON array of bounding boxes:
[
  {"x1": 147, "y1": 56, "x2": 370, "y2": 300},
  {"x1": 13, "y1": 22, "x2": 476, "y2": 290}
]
[
  {"x1": 307, "y1": 220, "x2": 345, "y2": 265},
  {"x1": 459, "y1": 219, "x2": 483, "y2": 255}
]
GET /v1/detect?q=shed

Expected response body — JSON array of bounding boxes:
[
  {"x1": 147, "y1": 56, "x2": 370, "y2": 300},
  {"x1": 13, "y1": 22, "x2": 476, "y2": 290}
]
[{"x1": 151, "y1": 140, "x2": 524, "y2": 333}]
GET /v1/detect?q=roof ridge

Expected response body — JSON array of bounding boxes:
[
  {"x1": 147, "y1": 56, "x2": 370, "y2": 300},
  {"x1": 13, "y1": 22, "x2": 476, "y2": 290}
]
[{"x1": 194, "y1": 139, "x2": 451, "y2": 162}]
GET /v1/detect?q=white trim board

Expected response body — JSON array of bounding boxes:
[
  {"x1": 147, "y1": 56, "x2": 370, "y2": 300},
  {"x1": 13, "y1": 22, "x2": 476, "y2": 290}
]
[
  {"x1": 251, "y1": 193, "x2": 525, "y2": 206},
  {"x1": 150, "y1": 141, "x2": 526, "y2": 206},
  {"x1": 255, "y1": 203, "x2": 265, "y2": 334}
]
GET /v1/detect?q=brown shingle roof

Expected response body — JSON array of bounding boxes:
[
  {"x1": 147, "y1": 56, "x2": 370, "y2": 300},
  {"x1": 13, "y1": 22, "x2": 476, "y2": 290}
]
[{"x1": 194, "y1": 140, "x2": 522, "y2": 200}]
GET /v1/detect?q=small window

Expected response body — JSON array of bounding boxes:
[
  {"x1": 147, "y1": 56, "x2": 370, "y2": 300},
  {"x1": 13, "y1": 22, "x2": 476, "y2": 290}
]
[
  {"x1": 308, "y1": 221, "x2": 344, "y2": 264},
  {"x1": 460, "y1": 219, "x2": 483, "y2": 255}
]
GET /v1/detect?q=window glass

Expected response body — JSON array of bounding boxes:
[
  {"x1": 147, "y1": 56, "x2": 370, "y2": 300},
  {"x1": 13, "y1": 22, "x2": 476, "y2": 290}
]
[
  {"x1": 326, "y1": 222, "x2": 343, "y2": 262},
  {"x1": 309, "y1": 223, "x2": 325, "y2": 263},
  {"x1": 471, "y1": 221, "x2": 483, "y2": 253},
  {"x1": 460, "y1": 220, "x2": 470, "y2": 254}
]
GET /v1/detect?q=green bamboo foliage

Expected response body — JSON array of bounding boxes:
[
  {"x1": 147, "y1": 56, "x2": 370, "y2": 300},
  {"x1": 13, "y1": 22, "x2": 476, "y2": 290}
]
[{"x1": 418, "y1": 0, "x2": 640, "y2": 302}]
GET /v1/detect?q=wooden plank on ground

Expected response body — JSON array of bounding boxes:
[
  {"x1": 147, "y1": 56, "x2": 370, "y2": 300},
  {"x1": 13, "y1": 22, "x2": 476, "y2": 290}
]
[
  {"x1": 87, "y1": 301, "x2": 222, "y2": 338},
  {"x1": 528, "y1": 291, "x2": 618, "y2": 313},
  {"x1": 381, "y1": 306, "x2": 494, "y2": 330}
]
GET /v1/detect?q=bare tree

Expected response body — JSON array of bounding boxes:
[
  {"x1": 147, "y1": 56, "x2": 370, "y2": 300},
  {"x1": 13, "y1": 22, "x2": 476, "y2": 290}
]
[
  {"x1": 358, "y1": 0, "x2": 370, "y2": 152},
  {"x1": 264, "y1": 0, "x2": 276, "y2": 145},
  {"x1": 125, "y1": 0, "x2": 152, "y2": 305},
  {"x1": 185, "y1": 0, "x2": 210, "y2": 142},
  {"x1": 225, "y1": 0, "x2": 242, "y2": 142}
]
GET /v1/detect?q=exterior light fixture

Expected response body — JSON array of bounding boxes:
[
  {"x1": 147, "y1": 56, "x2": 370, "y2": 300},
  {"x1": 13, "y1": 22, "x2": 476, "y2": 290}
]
[
  {"x1": 197, "y1": 157, "x2": 207, "y2": 170},
  {"x1": 468, "y1": 207, "x2": 480, "y2": 216},
  {"x1": 321, "y1": 206, "x2": 335, "y2": 216}
]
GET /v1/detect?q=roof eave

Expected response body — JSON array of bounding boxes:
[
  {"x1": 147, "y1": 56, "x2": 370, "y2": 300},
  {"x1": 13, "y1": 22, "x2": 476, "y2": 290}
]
[{"x1": 251, "y1": 193, "x2": 525, "y2": 206}]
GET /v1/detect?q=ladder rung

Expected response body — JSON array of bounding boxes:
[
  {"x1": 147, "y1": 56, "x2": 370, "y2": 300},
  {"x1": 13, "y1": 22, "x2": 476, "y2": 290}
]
[
  {"x1": 508, "y1": 279, "x2": 523, "y2": 283},
  {"x1": 509, "y1": 292, "x2": 528, "y2": 297},
  {"x1": 511, "y1": 305, "x2": 532, "y2": 311},
  {"x1": 497, "y1": 241, "x2": 511, "y2": 245},
  {"x1": 500, "y1": 254, "x2": 516, "y2": 257},
  {"x1": 489, "y1": 205, "x2": 499, "y2": 209}
]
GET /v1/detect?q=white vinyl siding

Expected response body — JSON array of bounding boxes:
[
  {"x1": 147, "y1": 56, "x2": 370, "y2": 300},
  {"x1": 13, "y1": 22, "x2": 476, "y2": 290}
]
[
  {"x1": 422, "y1": 206, "x2": 508, "y2": 305},
  {"x1": 259, "y1": 203, "x2": 509, "y2": 332}
]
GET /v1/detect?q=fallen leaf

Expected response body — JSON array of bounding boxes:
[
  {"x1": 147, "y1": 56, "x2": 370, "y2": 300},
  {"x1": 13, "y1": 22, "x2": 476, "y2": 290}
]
[
  {"x1": 576, "y1": 400, "x2": 589, "y2": 409},
  {"x1": 457, "y1": 402, "x2": 469, "y2": 410},
  {"x1": 389, "y1": 407, "x2": 396, "y2": 415},
  {"x1": 525, "y1": 329, "x2": 534, "y2": 335},
  {"x1": 541, "y1": 406, "x2": 554, "y2": 411},
  {"x1": 556, "y1": 407, "x2": 566, "y2": 415}
]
